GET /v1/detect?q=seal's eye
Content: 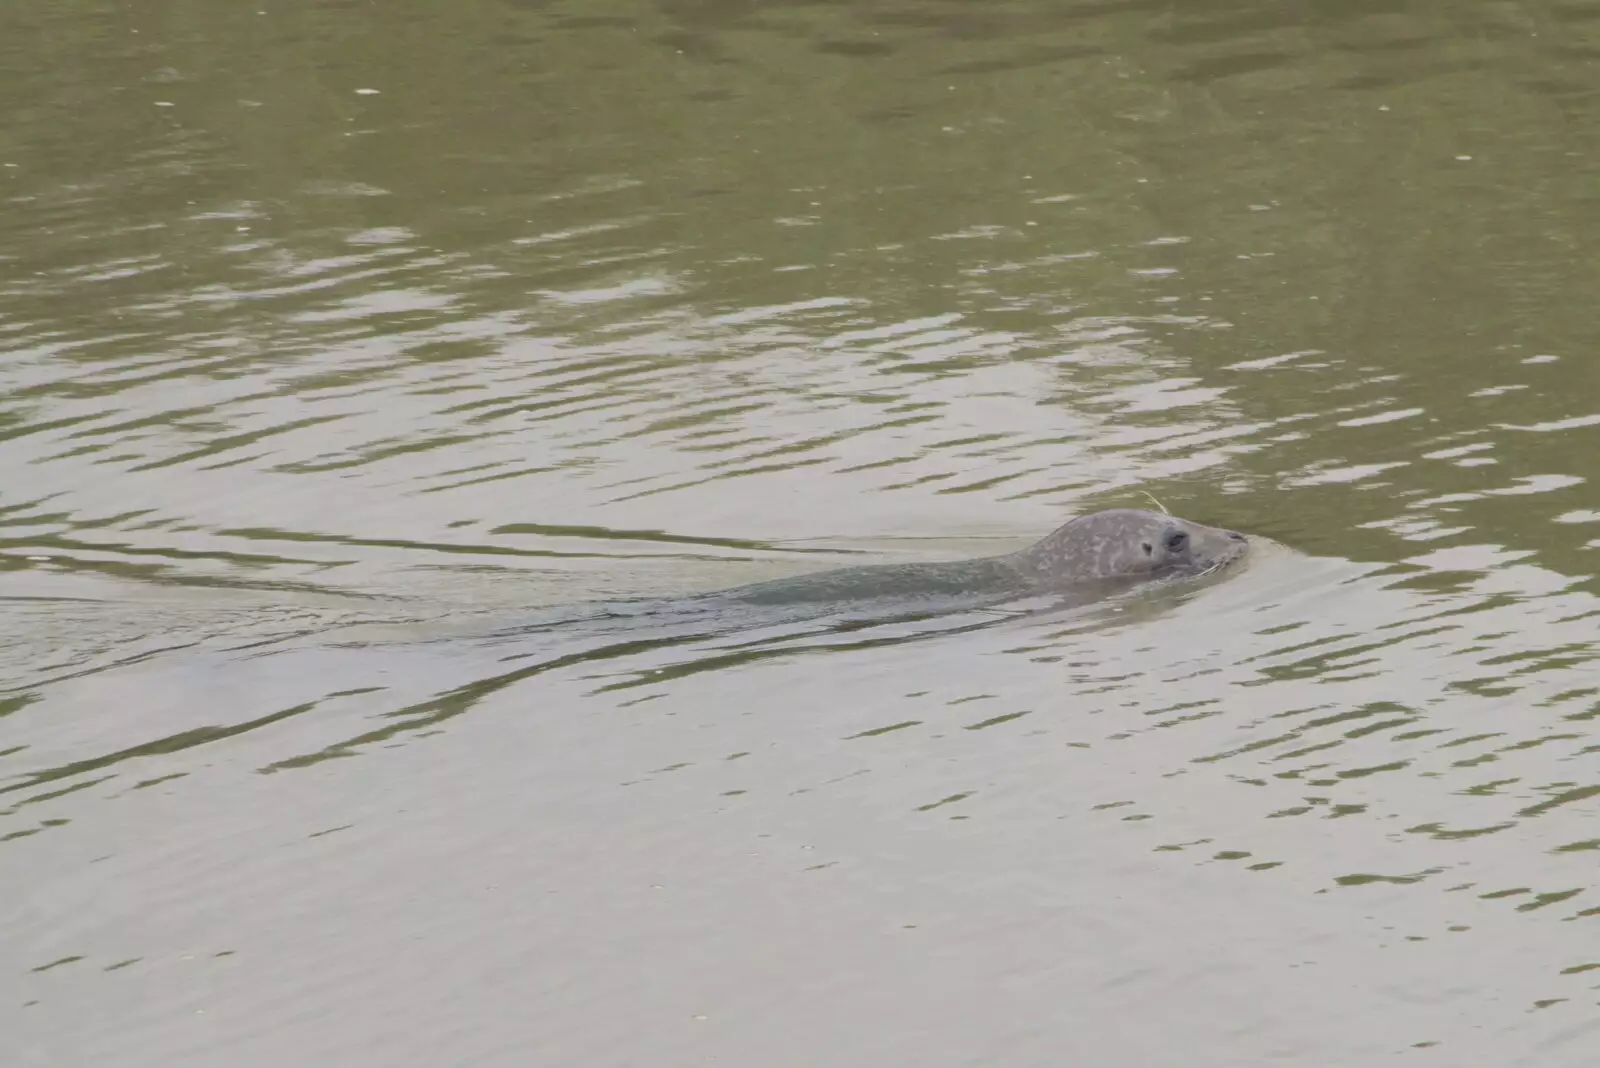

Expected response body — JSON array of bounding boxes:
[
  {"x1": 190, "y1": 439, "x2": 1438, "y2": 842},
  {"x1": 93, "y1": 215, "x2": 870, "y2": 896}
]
[{"x1": 1164, "y1": 530, "x2": 1189, "y2": 553}]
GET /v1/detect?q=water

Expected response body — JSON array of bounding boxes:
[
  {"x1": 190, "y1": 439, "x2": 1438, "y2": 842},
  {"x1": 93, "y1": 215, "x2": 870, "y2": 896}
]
[{"x1": 6, "y1": 1, "x2": 1600, "y2": 1064}]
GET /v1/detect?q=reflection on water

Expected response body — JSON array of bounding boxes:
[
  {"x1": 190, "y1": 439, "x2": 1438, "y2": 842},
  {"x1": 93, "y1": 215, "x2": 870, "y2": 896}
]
[{"x1": 5, "y1": 0, "x2": 1600, "y2": 1064}]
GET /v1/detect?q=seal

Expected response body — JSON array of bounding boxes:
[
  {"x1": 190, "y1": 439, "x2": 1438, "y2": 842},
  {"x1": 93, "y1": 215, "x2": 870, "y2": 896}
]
[
  {"x1": 485, "y1": 508, "x2": 1248, "y2": 648},
  {"x1": 720, "y1": 508, "x2": 1248, "y2": 607}
]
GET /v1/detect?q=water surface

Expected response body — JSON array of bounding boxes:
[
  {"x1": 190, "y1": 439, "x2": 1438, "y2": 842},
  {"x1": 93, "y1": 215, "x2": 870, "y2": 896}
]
[{"x1": 6, "y1": 2, "x2": 1600, "y2": 1065}]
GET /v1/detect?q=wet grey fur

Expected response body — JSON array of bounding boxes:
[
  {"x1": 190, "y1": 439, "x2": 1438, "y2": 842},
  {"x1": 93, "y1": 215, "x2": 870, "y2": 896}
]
[{"x1": 720, "y1": 508, "x2": 1248, "y2": 606}]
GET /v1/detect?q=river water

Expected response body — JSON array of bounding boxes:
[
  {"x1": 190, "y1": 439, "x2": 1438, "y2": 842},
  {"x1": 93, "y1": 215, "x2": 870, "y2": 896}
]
[{"x1": 5, "y1": 2, "x2": 1600, "y2": 1065}]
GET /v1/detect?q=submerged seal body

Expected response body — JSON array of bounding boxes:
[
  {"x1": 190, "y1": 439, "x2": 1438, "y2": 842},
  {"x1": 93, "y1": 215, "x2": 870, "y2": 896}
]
[{"x1": 720, "y1": 508, "x2": 1248, "y2": 607}]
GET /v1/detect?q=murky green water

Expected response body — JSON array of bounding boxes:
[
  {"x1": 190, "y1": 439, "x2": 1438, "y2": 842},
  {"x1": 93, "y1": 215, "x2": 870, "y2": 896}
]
[{"x1": 6, "y1": 1, "x2": 1600, "y2": 1064}]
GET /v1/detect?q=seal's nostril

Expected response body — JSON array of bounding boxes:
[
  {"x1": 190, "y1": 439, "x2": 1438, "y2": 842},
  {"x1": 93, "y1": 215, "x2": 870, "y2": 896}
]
[{"x1": 1228, "y1": 531, "x2": 1247, "y2": 542}]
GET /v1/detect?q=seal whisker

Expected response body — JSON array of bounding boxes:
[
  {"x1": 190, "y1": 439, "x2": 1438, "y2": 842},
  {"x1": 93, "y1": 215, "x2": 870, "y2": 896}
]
[{"x1": 1135, "y1": 491, "x2": 1171, "y2": 515}]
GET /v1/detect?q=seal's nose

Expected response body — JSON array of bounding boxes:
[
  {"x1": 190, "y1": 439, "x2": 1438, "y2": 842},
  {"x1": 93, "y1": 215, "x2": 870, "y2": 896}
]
[{"x1": 1226, "y1": 530, "x2": 1247, "y2": 542}]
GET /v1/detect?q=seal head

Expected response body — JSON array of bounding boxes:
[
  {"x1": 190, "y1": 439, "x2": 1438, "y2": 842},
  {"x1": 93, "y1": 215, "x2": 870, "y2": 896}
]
[{"x1": 1009, "y1": 508, "x2": 1247, "y2": 590}]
